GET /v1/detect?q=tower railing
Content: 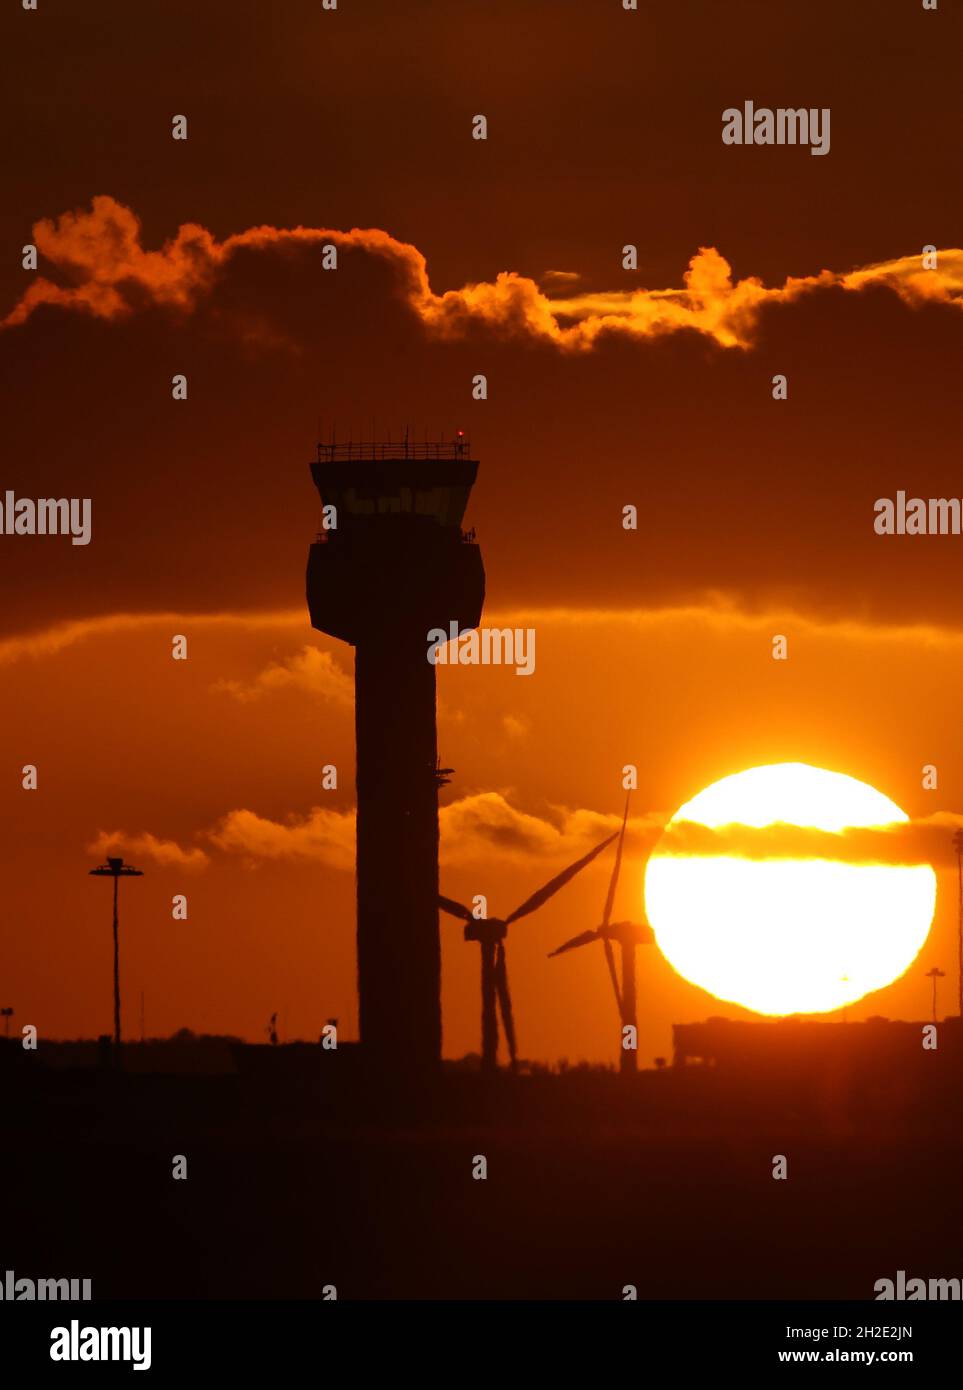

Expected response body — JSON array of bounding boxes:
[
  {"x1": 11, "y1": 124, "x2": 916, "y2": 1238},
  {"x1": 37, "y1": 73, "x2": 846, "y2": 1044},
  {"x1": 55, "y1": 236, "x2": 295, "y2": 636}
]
[{"x1": 316, "y1": 439, "x2": 471, "y2": 462}]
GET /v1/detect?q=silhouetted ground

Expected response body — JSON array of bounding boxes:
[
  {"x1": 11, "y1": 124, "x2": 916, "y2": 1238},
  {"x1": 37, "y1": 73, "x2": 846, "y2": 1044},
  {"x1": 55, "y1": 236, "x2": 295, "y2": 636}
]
[{"x1": 4, "y1": 1037, "x2": 961, "y2": 1300}]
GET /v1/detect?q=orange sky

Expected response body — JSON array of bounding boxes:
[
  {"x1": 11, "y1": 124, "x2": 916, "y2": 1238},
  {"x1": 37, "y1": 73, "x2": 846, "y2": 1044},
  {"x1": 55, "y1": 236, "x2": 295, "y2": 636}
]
[
  {"x1": 3, "y1": 603, "x2": 963, "y2": 1064},
  {"x1": 3, "y1": 0, "x2": 963, "y2": 1063}
]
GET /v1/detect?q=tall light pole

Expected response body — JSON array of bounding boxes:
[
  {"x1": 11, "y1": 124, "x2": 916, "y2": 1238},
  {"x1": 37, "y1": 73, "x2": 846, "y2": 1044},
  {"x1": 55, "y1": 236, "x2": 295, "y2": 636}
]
[
  {"x1": 925, "y1": 966, "x2": 946, "y2": 1024},
  {"x1": 954, "y1": 830, "x2": 963, "y2": 1018},
  {"x1": 89, "y1": 856, "x2": 143, "y2": 1054}
]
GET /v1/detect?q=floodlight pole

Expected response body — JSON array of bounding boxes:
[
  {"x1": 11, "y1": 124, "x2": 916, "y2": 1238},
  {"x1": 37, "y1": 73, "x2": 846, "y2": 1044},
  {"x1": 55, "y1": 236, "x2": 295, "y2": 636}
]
[
  {"x1": 955, "y1": 830, "x2": 963, "y2": 1019},
  {"x1": 89, "y1": 857, "x2": 144, "y2": 1055},
  {"x1": 926, "y1": 966, "x2": 946, "y2": 1025}
]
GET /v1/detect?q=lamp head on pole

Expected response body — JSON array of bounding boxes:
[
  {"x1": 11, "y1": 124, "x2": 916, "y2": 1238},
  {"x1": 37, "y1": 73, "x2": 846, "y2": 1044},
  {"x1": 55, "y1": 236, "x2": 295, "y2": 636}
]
[{"x1": 89, "y1": 857, "x2": 144, "y2": 879}]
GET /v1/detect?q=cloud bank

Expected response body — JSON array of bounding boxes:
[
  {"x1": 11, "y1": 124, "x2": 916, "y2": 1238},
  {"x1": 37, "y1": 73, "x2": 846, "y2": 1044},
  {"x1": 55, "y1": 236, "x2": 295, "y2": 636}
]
[
  {"x1": 6, "y1": 196, "x2": 963, "y2": 351},
  {"x1": 98, "y1": 801, "x2": 963, "y2": 877},
  {"x1": 657, "y1": 814, "x2": 963, "y2": 868},
  {"x1": 202, "y1": 793, "x2": 665, "y2": 872},
  {"x1": 213, "y1": 646, "x2": 353, "y2": 706}
]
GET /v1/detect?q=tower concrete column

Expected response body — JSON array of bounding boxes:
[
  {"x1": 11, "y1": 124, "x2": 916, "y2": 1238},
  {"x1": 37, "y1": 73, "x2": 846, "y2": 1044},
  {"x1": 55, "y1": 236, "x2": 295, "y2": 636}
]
[
  {"x1": 306, "y1": 441, "x2": 484, "y2": 1074},
  {"x1": 354, "y1": 635, "x2": 441, "y2": 1068}
]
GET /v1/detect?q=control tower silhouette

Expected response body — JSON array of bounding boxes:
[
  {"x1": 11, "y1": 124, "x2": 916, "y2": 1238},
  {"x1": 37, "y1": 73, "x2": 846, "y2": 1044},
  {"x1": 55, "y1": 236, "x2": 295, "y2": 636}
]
[{"x1": 307, "y1": 435, "x2": 484, "y2": 1072}]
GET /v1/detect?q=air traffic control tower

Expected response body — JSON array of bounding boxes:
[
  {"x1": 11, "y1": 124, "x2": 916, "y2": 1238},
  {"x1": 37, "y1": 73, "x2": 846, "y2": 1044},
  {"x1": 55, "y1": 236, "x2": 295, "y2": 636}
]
[{"x1": 307, "y1": 437, "x2": 484, "y2": 1072}]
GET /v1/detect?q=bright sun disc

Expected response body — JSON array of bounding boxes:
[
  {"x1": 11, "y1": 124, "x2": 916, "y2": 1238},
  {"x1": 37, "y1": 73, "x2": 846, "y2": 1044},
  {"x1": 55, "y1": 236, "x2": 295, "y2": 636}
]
[{"x1": 644, "y1": 763, "x2": 936, "y2": 1015}]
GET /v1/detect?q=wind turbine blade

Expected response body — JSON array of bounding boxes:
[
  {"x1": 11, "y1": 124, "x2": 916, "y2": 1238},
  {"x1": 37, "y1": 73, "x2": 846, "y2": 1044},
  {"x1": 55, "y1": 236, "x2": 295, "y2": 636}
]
[
  {"x1": 548, "y1": 929, "x2": 600, "y2": 957},
  {"x1": 601, "y1": 791, "x2": 631, "y2": 931},
  {"x1": 505, "y1": 830, "x2": 618, "y2": 925},
  {"x1": 438, "y1": 895, "x2": 474, "y2": 922},
  {"x1": 494, "y1": 942, "x2": 517, "y2": 1068}
]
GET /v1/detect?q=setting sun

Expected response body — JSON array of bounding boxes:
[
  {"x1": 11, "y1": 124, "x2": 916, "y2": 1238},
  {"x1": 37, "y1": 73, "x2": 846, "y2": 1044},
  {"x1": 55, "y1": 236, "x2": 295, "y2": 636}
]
[{"x1": 644, "y1": 763, "x2": 936, "y2": 1016}]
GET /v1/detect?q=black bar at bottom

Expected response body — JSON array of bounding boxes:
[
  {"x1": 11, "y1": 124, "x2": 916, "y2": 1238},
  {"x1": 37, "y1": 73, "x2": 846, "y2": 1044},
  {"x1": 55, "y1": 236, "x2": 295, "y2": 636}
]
[{"x1": 0, "y1": 1299, "x2": 950, "y2": 1375}]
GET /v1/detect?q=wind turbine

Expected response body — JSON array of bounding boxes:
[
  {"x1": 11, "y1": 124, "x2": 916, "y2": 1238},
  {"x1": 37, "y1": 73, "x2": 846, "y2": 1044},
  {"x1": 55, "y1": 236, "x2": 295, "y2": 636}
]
[
  {"x1": 440, "y1": 829, "x2": 618, "y2": 1074},
  {"x1": 548, "y1": 793, "x2": 654, "y2": 1074}
]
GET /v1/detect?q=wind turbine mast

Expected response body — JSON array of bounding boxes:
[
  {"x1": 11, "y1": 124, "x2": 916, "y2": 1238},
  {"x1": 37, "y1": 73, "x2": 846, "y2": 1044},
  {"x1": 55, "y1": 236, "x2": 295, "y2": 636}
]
[
  {"x1": 440, "y1": 829, "x2": 617, "y2": 1074},
  {"x1": 549, "y1": 792, "x2": 655, "y2": 1074}
]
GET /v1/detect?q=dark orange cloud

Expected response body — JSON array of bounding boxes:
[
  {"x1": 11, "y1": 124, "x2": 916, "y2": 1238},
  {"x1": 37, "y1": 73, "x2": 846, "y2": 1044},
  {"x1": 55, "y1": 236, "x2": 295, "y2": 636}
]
[
  {"x1": 657, "y1": 815, "x2": 963, "y2": 868},
  {"x1": 94, "y1": 794, "x2": 663, "y2": 877},
  {"x1": 212, "y1": 645, "x2": 353, "y2": 706},
  {"x1": 87, "y1": 829, "x2": 209, "y2": 872},
  {"x1": 0, "y1": 609, "x2": 303, "y2": 666},
  {"x1": 7, "y1": 599, "x2": 963, "y2": 673},
  {"x1": 206, "y1": 804, "x2": 354, "y2": 869},
  {"x1": 6, "y1": 196, "x2": 963, "y2": 351},
  {"x1": 438, "y1": 793, "x2": 666, "y2": 864}
]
